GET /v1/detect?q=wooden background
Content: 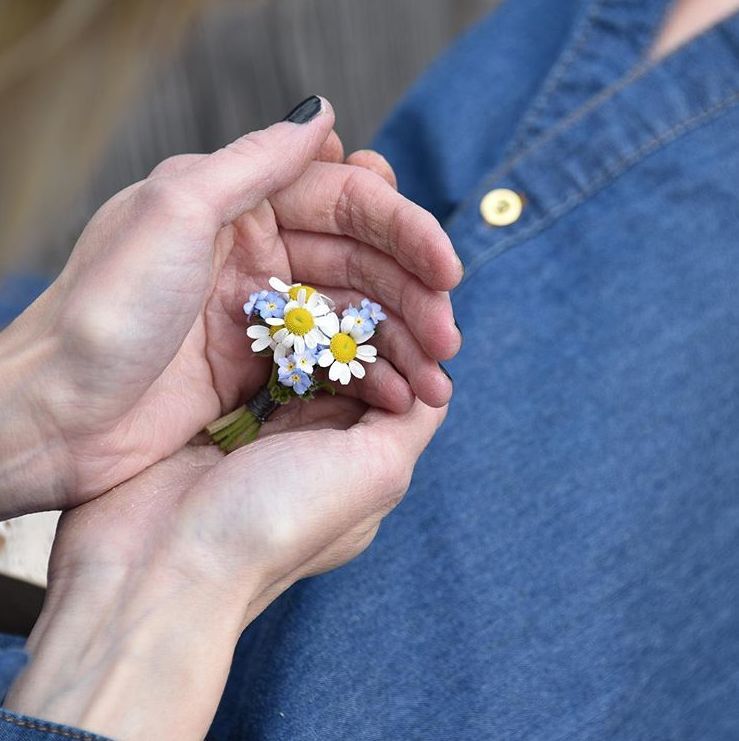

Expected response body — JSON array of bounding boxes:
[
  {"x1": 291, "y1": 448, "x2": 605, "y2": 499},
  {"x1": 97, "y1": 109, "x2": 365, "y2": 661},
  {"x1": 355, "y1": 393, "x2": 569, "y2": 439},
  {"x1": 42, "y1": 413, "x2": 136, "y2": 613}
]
[{"x1": 29, "y1": 0, "x2": 499, "y2": 274}]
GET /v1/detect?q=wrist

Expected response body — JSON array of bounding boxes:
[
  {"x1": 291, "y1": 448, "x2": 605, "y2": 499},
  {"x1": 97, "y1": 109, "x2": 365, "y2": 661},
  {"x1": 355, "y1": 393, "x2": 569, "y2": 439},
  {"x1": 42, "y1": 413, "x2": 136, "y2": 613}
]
[
  {"x1": 0, "y1": 313, "x2": 73, "y2": 517},
  {"x1": 5, "y1": 554, "x2": 246, "y2": 740}
]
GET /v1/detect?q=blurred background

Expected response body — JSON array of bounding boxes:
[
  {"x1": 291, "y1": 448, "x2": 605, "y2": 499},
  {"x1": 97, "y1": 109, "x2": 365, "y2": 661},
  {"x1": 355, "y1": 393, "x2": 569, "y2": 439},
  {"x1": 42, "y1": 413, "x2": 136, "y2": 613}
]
[
  {"x1": 0, "y1": 0, "x2": 498, "y2": 632},
  {"x1": 1, "y1": 0, "x2": 498, "y2": 278}
]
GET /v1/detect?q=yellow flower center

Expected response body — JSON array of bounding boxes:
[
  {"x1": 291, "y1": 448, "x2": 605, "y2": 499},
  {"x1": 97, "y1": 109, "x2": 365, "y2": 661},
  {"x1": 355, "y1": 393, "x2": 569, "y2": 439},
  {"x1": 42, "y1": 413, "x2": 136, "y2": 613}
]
[
  {"x1": 288, "y1": 284, "x2": 316, "y2": 301},
  {"x1": 330, "y1": 332, "x2": 357, "y2": 363},
  {"x1": 284, "y1": 307, "x2": 314, "y2": 336}
]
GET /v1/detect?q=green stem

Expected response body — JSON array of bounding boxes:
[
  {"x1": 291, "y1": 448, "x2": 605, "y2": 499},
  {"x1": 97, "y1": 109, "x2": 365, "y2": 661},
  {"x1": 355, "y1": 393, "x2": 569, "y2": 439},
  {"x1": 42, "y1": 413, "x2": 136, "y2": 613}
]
[
  {"x1": 206, "y1": 365, "x2": 285, "y2": 453},
  {"x1": 205, "y1": 405, "x2": 247, "y2": 436}
]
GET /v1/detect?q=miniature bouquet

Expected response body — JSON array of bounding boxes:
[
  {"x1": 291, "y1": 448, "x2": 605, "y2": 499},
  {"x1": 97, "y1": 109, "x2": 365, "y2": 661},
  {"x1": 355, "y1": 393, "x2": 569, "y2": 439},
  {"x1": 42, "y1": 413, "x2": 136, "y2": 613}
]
[{"x1": 206, "y1": 277, "x2": 387, "y2": 452}]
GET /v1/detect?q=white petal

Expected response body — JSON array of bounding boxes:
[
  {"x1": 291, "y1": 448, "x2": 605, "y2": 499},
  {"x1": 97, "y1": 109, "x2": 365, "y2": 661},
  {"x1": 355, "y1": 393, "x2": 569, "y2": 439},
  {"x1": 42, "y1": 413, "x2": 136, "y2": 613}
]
[
  {"x1": 349, "y1": 360, "x2": 366, "y2": 379},
  {"x1": 251, "y1": 337, "x2": 271, "y2": 352},
  {"x1": 317, "y1": 312, "x2": 340, "y2": 337},
  {"x1": 273, "y1": 343, "x2": 288, "y2": 361},
  {"x1": 269, "y1": 277, "x2": 293, "y2": 293},
  {"x1": 340, "y1": 315, "x2": 354, "y2": 334},
  {"x1": 247, "y1": 325, "x2": 268, "y2": 338},
  {"x1": 273, "y1": 328, "x2": 289, "y2": 343},
  {"x1": 318, "y1": 349, "x2": 335, "y2": 367},
  {"x1": 328, "y1": 361, "x2": 342, "y2": 382},
  {"x1": 356, "y1": 344, "x2": 377, "y2": 358},
  {"x1": 312, "y1": 302, "x2": 330, "y2": 317},
  {"x1": 297, "y1": 287, "x2": 307, "y2": 304},
  {"x1": 284, "y1": 300, "x2": 299, "y2": 313},
  {"x1": 338, "y1": 363, "x2": 352, "y2": 385},
  {"x1": 304, "y1": 329, "x2": 320, "y2": 349},
  {"x1": 318, "y1": 293, "x2": 336, "y2": 311},
  {"x1": 283, "y1": 333, "x2": 295, "y2": 348},
  {"x1": 293, "y1": 335, "x2": 305, "y2": 353},
  {"x1": 265, "y1": 317, "x2": 284, "y2": 327},
  {"x1": 353, "y1": 328, "x2": 375, "y2": 343}
]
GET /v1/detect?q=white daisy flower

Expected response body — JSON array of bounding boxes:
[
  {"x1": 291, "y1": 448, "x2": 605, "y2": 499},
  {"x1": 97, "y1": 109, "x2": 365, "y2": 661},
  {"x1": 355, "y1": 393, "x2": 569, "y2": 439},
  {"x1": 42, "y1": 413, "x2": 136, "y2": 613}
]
[
  {"x1": 265, "y1": 288, "x2": 334, "y2": 354},
  {"x1": 316, "y1": 313, "x2": 378, "y2": 385},
  {"x1": 246, "y1": 324, "x2": 287, "y2": 360},
  {"x1": 268, "y1": 276, "x2": 336, "y2": 311}
]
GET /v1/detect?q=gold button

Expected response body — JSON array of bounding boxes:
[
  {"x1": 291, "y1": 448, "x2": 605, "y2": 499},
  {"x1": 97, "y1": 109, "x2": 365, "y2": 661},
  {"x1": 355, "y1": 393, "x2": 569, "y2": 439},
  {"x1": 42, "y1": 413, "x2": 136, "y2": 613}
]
[{"x1": 480, "y1": 188, "x2": 523, "y2": 227}]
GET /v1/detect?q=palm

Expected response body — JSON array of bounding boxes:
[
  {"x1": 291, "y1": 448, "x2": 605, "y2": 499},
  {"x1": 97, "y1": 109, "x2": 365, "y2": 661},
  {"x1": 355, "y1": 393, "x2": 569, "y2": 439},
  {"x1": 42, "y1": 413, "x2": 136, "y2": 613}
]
[
  {"x1": 51, "y1": 394, "x2": 374, "y2": 610},
  {"x1": 76, "y1": 200, "x2": 300, "y2": 495},
  {"x1": 202, "y1": 202, "x2": 294, "y2": 407},
  {"x1": 50, "y1": 127, "x2": 459, "y2": 506}
]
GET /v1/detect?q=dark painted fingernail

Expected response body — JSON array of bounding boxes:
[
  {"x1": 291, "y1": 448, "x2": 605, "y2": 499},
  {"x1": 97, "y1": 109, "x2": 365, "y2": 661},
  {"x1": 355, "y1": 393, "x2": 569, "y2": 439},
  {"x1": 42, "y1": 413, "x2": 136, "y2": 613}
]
[
  {"x1": 282, "y1": 95, "x2": 322, "y2": 124},
  {"x1": 439, "y1": 363, "x2": 453, "y2": 383}
]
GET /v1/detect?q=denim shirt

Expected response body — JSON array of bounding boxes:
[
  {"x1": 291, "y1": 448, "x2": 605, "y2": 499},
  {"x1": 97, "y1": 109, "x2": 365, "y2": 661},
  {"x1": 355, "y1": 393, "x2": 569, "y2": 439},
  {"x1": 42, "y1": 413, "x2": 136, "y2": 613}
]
[{"x1": 4, "y1": 0, "x2": 739, "y2": 738}]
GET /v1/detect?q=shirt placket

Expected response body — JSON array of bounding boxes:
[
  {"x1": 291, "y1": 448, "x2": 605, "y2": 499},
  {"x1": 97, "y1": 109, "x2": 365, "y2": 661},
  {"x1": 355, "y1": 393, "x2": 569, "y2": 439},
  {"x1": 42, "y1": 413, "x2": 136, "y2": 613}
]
[{"x1": 447, "y1": 5, "x2": 739, "y2": 285}]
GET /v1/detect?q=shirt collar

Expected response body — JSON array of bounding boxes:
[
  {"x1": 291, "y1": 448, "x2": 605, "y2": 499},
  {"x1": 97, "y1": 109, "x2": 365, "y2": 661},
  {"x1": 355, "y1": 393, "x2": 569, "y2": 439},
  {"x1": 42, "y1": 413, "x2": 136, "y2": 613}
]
[{"x1": 448, "y1": 2, "x2": 739, "y2": 278}]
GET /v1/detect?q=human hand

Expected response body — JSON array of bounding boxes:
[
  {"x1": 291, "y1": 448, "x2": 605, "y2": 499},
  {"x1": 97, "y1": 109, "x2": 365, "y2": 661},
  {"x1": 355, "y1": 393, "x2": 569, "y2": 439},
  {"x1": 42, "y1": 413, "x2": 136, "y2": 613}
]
[
  {"x1": 0, "y1": 96, "x2": 462, "y2": 516},
  {"x1": 5, "y1": 396, "x2": 446, "y2": 740}
]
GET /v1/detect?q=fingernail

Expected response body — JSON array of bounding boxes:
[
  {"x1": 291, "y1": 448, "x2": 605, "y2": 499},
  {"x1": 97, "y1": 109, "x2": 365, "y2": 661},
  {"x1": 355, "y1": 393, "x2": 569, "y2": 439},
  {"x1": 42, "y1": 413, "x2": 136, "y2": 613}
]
[
  {"x1": 439, "y1": 363, "x2": 453, "y2": 384},
  {"x1": 282, "y1": 95, "x2": 322, "y2": 124}
]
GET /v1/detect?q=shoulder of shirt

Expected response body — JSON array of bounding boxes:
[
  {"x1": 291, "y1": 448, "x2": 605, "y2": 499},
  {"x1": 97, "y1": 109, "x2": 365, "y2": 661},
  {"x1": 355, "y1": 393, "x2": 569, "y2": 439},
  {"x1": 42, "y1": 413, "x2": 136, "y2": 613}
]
[{"x1": 372, "y1": 0, "x2": 583, "y2": 222}]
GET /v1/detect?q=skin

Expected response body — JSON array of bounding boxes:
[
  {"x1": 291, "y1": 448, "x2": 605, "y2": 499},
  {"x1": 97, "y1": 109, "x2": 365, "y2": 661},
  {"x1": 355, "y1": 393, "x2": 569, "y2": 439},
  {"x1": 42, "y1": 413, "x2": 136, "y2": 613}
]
[
  {"x1": 1, "y1": 98, "x2": 460, "y2": 739},
  {"x1": 6, "y1": 396, "x2": 447, "y2": 739},
  {"x1": 0, "y1": 97, "x2": 462, "y2": 518},
  {"x1": 651, "y1": 0, "x2": 739, "y2": 58},
  {"x1": 6, "y1": 4, "x2": 737, "y2": 738}
]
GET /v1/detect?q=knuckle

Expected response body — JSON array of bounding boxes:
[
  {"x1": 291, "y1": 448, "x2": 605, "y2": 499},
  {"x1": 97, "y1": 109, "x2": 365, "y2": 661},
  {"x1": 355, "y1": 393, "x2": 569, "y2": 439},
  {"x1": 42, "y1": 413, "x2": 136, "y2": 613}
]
[
  {"x1": 60, "y1": 303, "x2": 121, "y2": 360},
  {"x1": 334, "y1": 168, "x2": 388, "y2": 246},
  {"x1": 366, "y1": 151, "x2": 397, "y2": 186},
  {"x1": 148, "y1": 154, "x2": 190, "y2": 178},
  {"x1": 346, "y1": 522, "x2": 382, "y2": 560},
  {"x1": 138, "y1": 178, "x2": 187, "y2": 214},
  {"x1": 347, "y1": 246, "x2": 399, "y2": 306},
  {"x1": 397, "y1": 274, "x2": 412, "y2": 321},
  {"x1": 345, "y1": 243, "x2": 367, "y2": 292},
  {"x1": 226, "y1": 129, "x2": 270, "y2": 158},
  {"x1": 366, "y1": 436, "x2": 413, "y2": 513},
  {"x1": 343, "y1": 427, "x2": 415, "y2": 516},
  {"x1": 334, "y1": 168, "x2": 363, "y2": 235},
  {"x1": 387, "y1": 199, "x2": 417, "y2": 260},
  {"x1": 136, "y1": 177, "x2": 213, "y2": 231}
]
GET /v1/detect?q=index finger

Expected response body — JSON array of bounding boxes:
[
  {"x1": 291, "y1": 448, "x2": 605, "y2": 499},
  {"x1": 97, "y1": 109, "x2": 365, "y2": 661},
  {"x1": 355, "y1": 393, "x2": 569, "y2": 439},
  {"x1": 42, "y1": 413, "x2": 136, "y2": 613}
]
[{"x1": 269, "y1": 162, "x2": 464, "y2": 292}]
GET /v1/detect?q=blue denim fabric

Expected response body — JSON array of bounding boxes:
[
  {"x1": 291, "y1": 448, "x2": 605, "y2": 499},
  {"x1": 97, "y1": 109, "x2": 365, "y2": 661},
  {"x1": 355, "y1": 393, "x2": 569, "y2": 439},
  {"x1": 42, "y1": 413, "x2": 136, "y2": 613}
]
[
  {"x1": 4, "y1": 0, "x2": 739, "y2": 738},
  {"x1": 0, "y1": 276, "x2": 49, "y2": 329},
  {"x1": 0, "y1": 709, "x2": 109, "y2": 741},
  {"x1": 209, "y1": 1, "x2": 739, "y2": 739},
  {"x1": 0, "y1": 636, "x2": 25, "y2": 705}
]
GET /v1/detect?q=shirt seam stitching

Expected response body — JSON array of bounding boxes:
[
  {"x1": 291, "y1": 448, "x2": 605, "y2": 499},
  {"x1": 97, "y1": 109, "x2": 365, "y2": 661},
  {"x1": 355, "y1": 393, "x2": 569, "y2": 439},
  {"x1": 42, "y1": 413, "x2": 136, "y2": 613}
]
[
  {"x1": 460, "y1": 89, "x2": 739, "y2": 283},
  {"x1": 445, "y1": 57, "x2": 653, "y2": 238},
  {"x1": 505, "y1": 0, "x2": 606, "y2": 155},
  {"x1": 0, "y1": 711, "x2": 102, "y2": 740}
]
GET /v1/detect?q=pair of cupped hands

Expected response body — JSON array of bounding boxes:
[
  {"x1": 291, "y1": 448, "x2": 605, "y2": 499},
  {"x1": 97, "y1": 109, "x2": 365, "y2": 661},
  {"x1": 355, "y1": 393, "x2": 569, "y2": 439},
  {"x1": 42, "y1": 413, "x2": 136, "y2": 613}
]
[{"x1": 1, "y1": 98, "x2": 462, "y2": 738}]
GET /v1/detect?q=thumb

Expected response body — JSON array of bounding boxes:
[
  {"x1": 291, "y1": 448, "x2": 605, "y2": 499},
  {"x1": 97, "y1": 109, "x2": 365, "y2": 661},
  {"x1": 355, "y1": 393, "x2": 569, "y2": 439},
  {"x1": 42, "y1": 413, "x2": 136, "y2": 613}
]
[{"x1": 153, "y1": 95, "x2": 335, "y2": 228}]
